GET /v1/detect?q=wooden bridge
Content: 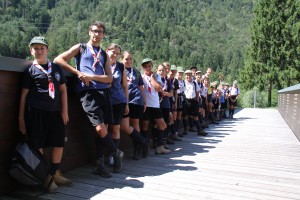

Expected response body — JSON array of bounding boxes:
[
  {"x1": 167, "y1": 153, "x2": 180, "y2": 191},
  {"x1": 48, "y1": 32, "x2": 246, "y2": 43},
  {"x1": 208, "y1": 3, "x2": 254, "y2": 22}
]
[{"x1": 1, "y1": 108, "x2": 300, "y2": 200}]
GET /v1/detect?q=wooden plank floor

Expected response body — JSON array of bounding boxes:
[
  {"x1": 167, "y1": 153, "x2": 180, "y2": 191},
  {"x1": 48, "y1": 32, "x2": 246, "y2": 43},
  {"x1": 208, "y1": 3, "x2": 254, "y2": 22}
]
[{"x1": 2, "y1": 108, "x2": 300, "y2": 200}]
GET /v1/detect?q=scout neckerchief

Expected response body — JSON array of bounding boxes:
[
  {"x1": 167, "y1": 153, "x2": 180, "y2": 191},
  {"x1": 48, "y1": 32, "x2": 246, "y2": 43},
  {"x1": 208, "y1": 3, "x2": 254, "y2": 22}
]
[
  {"x1": 111, "y1": 63, "x2": 116, "y2": 74},
  {"x1": 33, "y1": 60, "x2": 55, "y2": 99},
  {"x1": 178, "y1": 79, "x2": 185, "y2": 94},
  {"x1": 143, "y1": 73, "x2": 152, "y2": 94},
  {"x1": 126, "y1": 67, "x2": 133, "y2": 83},
  {"x1": 86, "y1": 43, "x2": 103, "y2": 71}
]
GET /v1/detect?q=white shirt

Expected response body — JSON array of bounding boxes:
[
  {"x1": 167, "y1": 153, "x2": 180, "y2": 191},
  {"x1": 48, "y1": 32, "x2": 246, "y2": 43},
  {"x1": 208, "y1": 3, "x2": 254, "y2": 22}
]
[
  {"x1": 142, "y1": 73, "x2": 161, "y2": 108},
  {"x1": 177, "y1": 79, "x2": 185, "y2": 94},
  {"x1": 184, "y1": 80, "x2": 200, "y2": 99},
  {"x1": 229, "y1": 87, "x2": 240, "y2": 95}
]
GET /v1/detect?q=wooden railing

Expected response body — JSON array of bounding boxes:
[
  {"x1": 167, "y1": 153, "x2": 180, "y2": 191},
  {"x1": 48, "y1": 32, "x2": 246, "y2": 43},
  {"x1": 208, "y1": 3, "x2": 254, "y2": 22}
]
[
  {"x1": 0, "y1": 56, "x2": 132, "y2": 195},
  {"x1": 278, "y1": 83, "x2": 300, "y2": 141}
]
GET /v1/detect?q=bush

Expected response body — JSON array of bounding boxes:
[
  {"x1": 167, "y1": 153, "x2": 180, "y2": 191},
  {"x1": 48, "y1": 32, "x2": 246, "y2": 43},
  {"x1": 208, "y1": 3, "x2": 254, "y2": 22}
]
[{"x1": 239, "y1": 87, "x2": 278, "y2": 108}]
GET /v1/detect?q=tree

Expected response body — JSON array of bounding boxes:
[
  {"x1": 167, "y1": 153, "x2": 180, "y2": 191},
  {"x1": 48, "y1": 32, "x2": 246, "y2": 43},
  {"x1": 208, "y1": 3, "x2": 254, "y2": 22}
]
[{"x1": 240, "y1": 0, "x2": 300, "y2": 107}]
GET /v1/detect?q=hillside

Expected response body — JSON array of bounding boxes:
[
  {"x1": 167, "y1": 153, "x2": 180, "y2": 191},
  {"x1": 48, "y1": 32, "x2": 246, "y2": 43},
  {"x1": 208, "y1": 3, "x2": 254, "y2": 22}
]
[{"x1": 0, "y1": 0, "x2": 255, "y2": 82}]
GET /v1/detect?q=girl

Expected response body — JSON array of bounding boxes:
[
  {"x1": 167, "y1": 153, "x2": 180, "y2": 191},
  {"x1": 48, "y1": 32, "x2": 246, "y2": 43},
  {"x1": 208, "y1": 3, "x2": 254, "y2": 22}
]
[
  {"x1": 228, "y1": 80, "x2": 240, "y2": 118},
  {"x1": 141, "y1": 59, "x2": 170, "y2": 155}
]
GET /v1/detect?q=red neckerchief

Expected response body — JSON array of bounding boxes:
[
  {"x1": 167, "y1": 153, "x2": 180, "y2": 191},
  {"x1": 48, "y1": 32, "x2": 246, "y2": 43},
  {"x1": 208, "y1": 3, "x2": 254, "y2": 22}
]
[
  {"x1": 33, "y1": 60, "x2": 55, "y2": 99},
  {"x1": 86, "y1": 43, "x2": 103, "y2": 71}
]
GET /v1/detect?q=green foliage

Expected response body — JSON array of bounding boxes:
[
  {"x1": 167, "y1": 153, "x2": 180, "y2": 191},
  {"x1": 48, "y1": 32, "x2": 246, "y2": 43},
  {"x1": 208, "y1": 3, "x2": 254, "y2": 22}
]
[
  {"x1": 1, "y1": 0, "x2": 254, "y2": 80},
  {"x1": 240, "y1": 88, "x2": 278, "y2": 108},
  {"x1": 239, "y1": 0, "x2": 300, "y2": 107}
]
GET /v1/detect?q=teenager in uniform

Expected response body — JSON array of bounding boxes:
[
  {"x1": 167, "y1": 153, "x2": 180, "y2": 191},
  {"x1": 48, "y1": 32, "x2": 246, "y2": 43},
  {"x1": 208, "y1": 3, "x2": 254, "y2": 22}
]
[
  {"x1": 219, "y1": 82, "x2": 228, "y2": 119},
  {"x1": 211, "y1": 81, "x2": 220, "y2": 121},
  {"x1": 54, "y1": 21, "x2": 123, "y2": 178},
  {"x1": 19, "y1": 36, "x2": 72, "y2": 193},
  {"x1": 195, "y1": 70, "x2": 207, "y2": 129},
  {"x1": 140, "y1": 58, "x2": 170, "y2": 154},
  {"x1": 120, "y1": 50, "x2": 149, "y2": 160},
  {"x1": 183, "y1": 70, "x2": 207, "y2": 136},
  {"x1": 202, "y1": 68, "x2": 219, "y2": 125},
  {"x1": 200, "y1": 77, "x2": 209, "y2": 123},
  {"x1": 175, "y1": 67, "x2": 187, "y2": 136},
  {"x1": 228, "y1": 80, "x2": 240, "y2": 118},
  {"x1": 168, "y1": 65, "x2": 182, "y2": 140}
]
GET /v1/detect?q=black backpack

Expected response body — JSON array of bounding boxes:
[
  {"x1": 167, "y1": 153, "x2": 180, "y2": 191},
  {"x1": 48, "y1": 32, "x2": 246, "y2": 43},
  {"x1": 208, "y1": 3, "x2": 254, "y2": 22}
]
[{"x1": 9, "y1": 141, "x2": 48, "y2": 186}]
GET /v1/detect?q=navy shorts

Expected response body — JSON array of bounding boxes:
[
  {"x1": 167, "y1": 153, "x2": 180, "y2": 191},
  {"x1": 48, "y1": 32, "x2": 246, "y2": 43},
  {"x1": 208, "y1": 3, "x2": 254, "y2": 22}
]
[
  {"x1": 25, "y1": 107, "x2": 65, "y2": 149},
  {"x1": 184, "y1": 99, "x2": 199, "y2": 116},
  {"x1": 143, "y1": 107, "x2": 163, "y2": 121},
  {"x1": 111, "y1": 103, "x2": 127, "y2": 125},
  {"x1": 229, "y1": 95, "x2": 238, "y2": 106},
  {"x1": 79, "y1": 89, "x2": 113, "y2": 126},
  {"x1": 123, "y1": 104, "x2": 144, "y2": 119},
  {"x1": 161, "y1": 108, "x2": 170, "y2": 124}
]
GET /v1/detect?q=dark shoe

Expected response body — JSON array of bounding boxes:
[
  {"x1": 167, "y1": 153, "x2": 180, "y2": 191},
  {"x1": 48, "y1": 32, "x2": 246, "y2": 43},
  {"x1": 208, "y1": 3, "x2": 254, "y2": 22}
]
[
  {"x1": 183, "y1": 130, "x2": 188, "y2": 135},
  {"x1": 166, "y1": 138, "x2": 175, "y2": 144},
  {"x1": 164, "y1": 144, "x2": 169, "y2": 150},
  {"x1": 141, "y1": 142, "x2": 149, "y2": 158},
  {"x1": 93, "y1": 159, "x2": 112, "y2": 178},
  {"x1": 188, "y1": 127, "x2": 198, "y2": 132},
  {"x1": 211, "y1": 121, "x2": 219, "y2": 125},
  {"x1": 133, "y1": 143, "x2": 140, "y2": 160},
  {"x1": 113, "y1": 149, "x2": 124, "y2": 173},
  {"x1": 170, "y1": 134, "x2": 182, "y2": 141},
  {"x1": 178, "y1": 132, "x2": 184, "y2": 137},
  {"x1": 197, "y1": 129, "x2": 208, "y2": 136}
]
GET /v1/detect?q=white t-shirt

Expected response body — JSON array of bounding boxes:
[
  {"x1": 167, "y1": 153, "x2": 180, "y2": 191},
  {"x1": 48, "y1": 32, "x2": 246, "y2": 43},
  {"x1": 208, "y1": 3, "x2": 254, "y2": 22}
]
[
  {"x1": 229, "y1": 87, "x2": 240, "y2": 95},
  {"x1": 184, "y1": 80, "x2": 200, "y2": 99},
  {"x1": 142, "y1": 73, "x2": 161, "y2": 108}
]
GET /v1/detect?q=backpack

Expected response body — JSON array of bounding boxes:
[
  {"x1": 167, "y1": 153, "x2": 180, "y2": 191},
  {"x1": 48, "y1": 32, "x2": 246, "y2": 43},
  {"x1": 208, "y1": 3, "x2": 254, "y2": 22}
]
[
  {"x1": 75, "y1": 42, "x2": 107, "y2": 69},
  {"x1": 9, "y1": 141, "x2": 48, "y2": 186}
]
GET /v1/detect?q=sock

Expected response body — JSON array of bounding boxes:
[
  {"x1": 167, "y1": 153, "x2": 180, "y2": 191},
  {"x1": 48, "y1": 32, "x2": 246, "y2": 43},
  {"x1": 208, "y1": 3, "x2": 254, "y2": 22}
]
[
  {"x1": 188, "y1": 117, "x2": 193, "y2": 128},
  {"x1": 101, "y1": 134, "x2": 117, "y2": 154},
  {"x1": 232, "y1": 108, "x2": 235, "y2": 115},
  {"x1": 130, "y1": 129, "x2": 145, "y2": 144},
  {"x1": 194, "y1": 120, "x2": 201, "y2": 130},
  {"x1": 166, "y1": 125, "x2": 170, "y2": 138},
  {"x1": 113, "y1": 139, "x2": 120, "y2": 149},
  {"x1": 170, "y1": 124, "x2": 176, "y2": 135},
  {"x1": 140, "y1": 130, "x2": 148, "y2": 139},
  {"x1": 183, "y1": 119, "x2": 188, "y2": 130},
  {"x1": 50, "y1": 163, "x2": 60, "y2": 175},
  {"x1": 157, "y1": 129, "x2": 164, "y2": 146},
  {"x1": 174, "y1": 119, "x2": 179, "y2": 132}
]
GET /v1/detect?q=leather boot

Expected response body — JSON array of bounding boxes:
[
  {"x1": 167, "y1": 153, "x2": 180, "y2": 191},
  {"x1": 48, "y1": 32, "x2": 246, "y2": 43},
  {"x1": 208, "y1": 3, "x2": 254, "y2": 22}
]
[
  {"x1": 155, "y1": 145, "x2": 171, "y2": 155},
  {"x1": 43, "y1": 175, "x2": 58, "y2": 193},
  {"x1": 93, "y1": 158, "x2": 112, "y2": 178},
  {"x1": 53, "y1": 170, "x2": 72, "y2": 186}
]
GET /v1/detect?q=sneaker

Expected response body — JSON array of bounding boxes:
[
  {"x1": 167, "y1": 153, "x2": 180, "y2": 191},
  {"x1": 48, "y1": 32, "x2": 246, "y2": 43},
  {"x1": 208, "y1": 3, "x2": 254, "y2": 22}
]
[
  {"x1": 43, "y1": 175, "x2": 58, "y2": 193},
  {"x1": 155, "y1": 145, "x2": 171, "y2": 155},
  {"x1": 113, "y1": 149, "x2": 124, "y2": 173},
  {"x1": 170, "y1": 134, "x2": 182, "y2": 141},
  {"x1": 93, "y1": 159, "x2": 112, "y2": 178},
  {"x1": 188, "y1": 127, "x2": 198, "y2": 132},
  {"x1": 108, "y1": 155, "x2": 114, "y2": 166},
  {"x1": 53, "y1": 170, "x2": 72, "y2": 186},
  {"x1": 197, "y1": 129, "x2": 208, "y2": 136}
]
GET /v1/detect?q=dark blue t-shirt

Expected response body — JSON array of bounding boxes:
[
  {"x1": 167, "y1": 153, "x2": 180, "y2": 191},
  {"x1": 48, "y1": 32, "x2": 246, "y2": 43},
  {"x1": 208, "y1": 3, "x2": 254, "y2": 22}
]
[
  {"x1": 110, "y1": 62, "x2": 127, "y2": 105},
  {"x1": 160, "y1": 77, "x2": 173, "y2": 108},
  {"x1": 74, "y1": 44, "x2": 108, "y2": 92},
  {"x1": 21, "y1": 62, "x2": 67, "y2": 111},
  {"x1": 126, "y1": 67, "x2": 144, "y2": 105}
]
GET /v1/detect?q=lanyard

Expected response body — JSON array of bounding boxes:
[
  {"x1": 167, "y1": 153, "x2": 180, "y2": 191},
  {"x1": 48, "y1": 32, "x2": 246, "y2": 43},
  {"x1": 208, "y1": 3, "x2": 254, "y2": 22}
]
[
  {"x1": 143, "y1": 74, "x2": 152, "y2": 94},
  {"x1": 33, "y1": 60, "x2": 55, "y2": 99},
  {"x1": 126, "y1": 67, "x2": 134, "y2": 83},
  {"x1": 86, "y1": 43, "x2": 103, "y2": 71}
]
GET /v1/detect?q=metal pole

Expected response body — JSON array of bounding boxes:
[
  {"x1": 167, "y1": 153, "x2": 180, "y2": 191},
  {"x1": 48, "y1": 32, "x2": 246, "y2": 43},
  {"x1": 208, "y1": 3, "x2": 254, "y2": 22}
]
[{"x1": 254, "y1": 89, "x2": 256, "y2": 108}]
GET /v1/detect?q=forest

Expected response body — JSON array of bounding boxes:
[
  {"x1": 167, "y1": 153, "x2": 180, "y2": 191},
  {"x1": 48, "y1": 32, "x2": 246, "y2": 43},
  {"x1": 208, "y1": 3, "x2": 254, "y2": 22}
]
[
  {"x1": 1, "y1": 0, "x2": 299, "y2": 107},
  {"x1": 0, "y1": 0, "x2": 254, "y2": 83}
]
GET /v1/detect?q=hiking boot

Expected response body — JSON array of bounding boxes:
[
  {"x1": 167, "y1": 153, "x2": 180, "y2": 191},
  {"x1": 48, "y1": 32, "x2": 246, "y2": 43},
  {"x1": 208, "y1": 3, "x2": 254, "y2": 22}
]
[
  {"x1": 188, "y1": 127, "x2": 198, "y2": 132},
  {"x1": 53, "y1": 170, "x2": 72, "y2": 186},
  {"x1": 43, "y1": 175, "x2": 58, "y2": 193},
  {"x1": 170, "y1": 134, "x2": 182, "y2": 141},
  {"x1": 155, "y1": 145, "x2": 171, "y2": 155},
  {"x1": 197, "y1": 129, "x2": 208, "y2": 136},
  {"x1": 141, "y1": 142, "x2": 149, "y2": 158},
  {"x1": 166, "y1": 138, "x2": 175, "y2": 144},
  {"x1": 93, "y1": 159, "x2": 112, "y2": 178},
  {"x1": 113, "y1": 149, "x2": 124, "y2": 173}
]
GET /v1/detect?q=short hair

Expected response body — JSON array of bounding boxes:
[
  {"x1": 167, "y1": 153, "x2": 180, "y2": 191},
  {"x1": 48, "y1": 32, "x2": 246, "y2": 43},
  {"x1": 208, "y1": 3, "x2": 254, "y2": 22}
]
[
  {"x1": 121, "y1": 50, "x2": 132, "y2": 59},
  {"x1": 89, "y1": 21, "x2": 106, "y2": 34},
  {"x1": 162, "y1": 62, "x2": 171, "y2": 67},
  {"x1": 190, "y1": 66, "x2": 197, "y2": 70},
  {"x1": 106, "y1": 43, "x2": 122, "y2": 52}
]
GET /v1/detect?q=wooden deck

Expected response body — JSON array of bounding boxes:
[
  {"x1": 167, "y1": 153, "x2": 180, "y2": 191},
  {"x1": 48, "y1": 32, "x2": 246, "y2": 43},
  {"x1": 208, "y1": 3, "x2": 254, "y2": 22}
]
[{"x1": 1, "y1": 108, "x2": 300, "y2": 200}]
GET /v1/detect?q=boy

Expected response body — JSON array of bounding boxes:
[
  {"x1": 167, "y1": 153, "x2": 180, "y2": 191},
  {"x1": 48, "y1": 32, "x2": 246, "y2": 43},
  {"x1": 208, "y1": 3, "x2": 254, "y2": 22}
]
[
  {"x1": 54, "y1": 21, "x2": 124, "y2": 177},
  {"x1": 19, "y1": 36, "x2": 72, "y2": 193}
]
